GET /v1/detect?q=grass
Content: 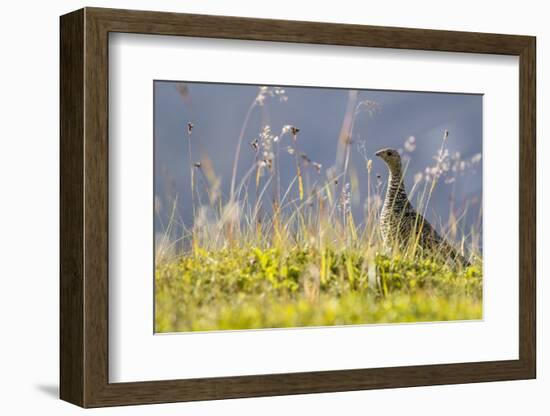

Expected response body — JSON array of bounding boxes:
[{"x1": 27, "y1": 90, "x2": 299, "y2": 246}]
[
  {"x1": 155, "y1": 247, "x2": 482, "y2": 332},
  {"x1": 155, "y1": 85, "x2": 483, "y2": 333}
]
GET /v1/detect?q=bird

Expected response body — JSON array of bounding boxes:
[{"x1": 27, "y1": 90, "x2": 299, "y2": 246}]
[{"x1": 375, "y1": 147, "x2": 469, "y2": 267}]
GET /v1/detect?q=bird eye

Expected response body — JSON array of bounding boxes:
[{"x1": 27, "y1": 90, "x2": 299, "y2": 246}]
[{"x1": 386, "y1": 151, "x2": 392, "y2": 156}]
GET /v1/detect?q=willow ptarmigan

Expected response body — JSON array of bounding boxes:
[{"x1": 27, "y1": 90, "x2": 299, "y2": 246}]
[{"x1": 376, "y1": 148, "x2": 469, "y2": 267}]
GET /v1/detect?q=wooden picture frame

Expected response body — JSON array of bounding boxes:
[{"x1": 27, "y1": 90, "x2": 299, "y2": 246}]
[{"x1": 60, "y1": 7, "x2": 536, "y2": 408}]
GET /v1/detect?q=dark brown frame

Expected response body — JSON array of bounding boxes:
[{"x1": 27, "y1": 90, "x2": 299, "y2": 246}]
[{"x1": 60, "y1": 7, "x2": 536, "y2": 408}]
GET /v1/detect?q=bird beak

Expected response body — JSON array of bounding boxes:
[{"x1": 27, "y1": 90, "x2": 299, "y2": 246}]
[{"x1": 375, "y1": 150, "x2": 384, "y2": 157}]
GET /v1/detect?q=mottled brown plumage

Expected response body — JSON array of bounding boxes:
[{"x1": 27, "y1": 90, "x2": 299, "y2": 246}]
[{"x1": 376, "y1": 148, "x2": 468, "y2": 266}]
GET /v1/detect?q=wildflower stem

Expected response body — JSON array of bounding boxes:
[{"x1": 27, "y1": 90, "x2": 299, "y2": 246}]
[
  {"x1": 186, "y1": 129, "x2": 196, "y2": 221},
  {"x1": 230, "y1": 101, "x2": 256, "y2": 201}
]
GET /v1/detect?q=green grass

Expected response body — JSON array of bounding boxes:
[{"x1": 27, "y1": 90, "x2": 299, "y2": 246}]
[{"x1": 155, "y1": 246, "x2": 482, "y2": 332}]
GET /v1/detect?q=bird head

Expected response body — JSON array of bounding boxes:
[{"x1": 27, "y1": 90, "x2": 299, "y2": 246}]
[{"x1": 375, "y1": 148, "x2": 402, "y2": 172}]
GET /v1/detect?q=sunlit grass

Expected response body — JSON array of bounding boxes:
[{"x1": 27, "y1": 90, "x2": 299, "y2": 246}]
[{"x1": 155, "y1": 247, "x2": 482, "y2": 332}]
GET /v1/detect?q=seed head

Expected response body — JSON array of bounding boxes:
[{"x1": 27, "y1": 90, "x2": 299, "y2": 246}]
[
  {"x1": 176, "y1": 83, "x2": 189, "y2": 98},
  {"x1": 470, "y1": 153, "x2": 482, "y2": 164},
  {"x1": 262, "y1": 159, "x2": 273, "y2": 170},
  {"x1": 255, "y1": 86, "x2": 288, "y2": 106},
  {"x1": 337, "y1": 183, "x2": 351, "y2": 215},
  {"x1": 250, "y1": 138, "x2": 259, "y2": 152},
  {"x1": 404, "y1": 135, "x2": 416, "y2": 152},
  {"x1": 281, "y1": 125, "x2": 293, "y2": 135}
]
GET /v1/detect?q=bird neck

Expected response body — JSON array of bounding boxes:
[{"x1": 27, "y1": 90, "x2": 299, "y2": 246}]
[{"x1": 386, "y1": 167, "x2": 409, "y2": 206}]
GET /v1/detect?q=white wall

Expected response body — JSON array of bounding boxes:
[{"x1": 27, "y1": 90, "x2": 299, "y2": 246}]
[{"x1": 0, "y1": 0, "x2": 545, "y2": 414}]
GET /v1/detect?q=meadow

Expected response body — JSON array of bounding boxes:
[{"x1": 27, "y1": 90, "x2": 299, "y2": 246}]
[{"x1": 155, "y1": 85, "x2": 483, "y2": 332}]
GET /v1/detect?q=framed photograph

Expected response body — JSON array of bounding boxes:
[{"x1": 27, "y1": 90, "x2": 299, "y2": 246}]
[{"x1": 60, "y1": 7, "x2": 536, "y2": 408}]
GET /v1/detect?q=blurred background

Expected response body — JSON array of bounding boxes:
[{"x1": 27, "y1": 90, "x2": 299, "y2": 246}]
[{"x1": 154, "y1": 81, "x2": 482, "y2": 248}]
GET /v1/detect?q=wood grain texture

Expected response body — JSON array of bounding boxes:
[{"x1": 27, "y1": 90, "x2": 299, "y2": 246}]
[
  {"x1": 83, "y1": 10, "x2": 110, "y2": 406},
  {"x1": 59, "y1": 8, "x2": 84, "y2": 406},
  {"x1": 59, "y1": 7, "x2": 537, "y2": 408},
  {"x1": 518, "y1": 38, "x2": 536, "y2": 376}
]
